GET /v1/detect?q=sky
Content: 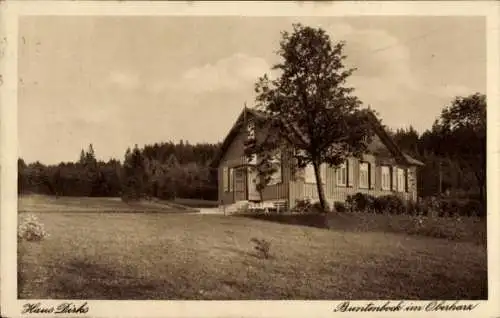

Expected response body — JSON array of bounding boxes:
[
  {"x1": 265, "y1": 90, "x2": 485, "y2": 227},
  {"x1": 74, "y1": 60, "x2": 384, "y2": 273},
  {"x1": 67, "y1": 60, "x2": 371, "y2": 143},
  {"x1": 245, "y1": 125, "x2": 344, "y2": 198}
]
[{"x1": 18, "y1": 16, "x2": 486, "y2": 165}]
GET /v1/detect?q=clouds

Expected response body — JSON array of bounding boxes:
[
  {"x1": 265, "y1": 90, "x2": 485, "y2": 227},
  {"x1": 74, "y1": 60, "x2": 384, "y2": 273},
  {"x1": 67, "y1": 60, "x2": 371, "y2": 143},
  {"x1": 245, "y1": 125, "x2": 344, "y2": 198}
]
[
  {"x1": 318, "y1": 22, "x2": 478, "y2": 130},
  {"x1": 146, "y1": 52, "x2": 275, "y2": 95},
  {"x1": 104, "y1": 23, "x2": 479, "y2": 134},
  {"x1": 326, "y1": 23, "x2": 417, "y2": 93},
  {"x1": 107, "y1": 70, "x2": 141, "y2": 90},
  {"x1": 180, "y1": 53, "x2": 272, "y2": 93}
]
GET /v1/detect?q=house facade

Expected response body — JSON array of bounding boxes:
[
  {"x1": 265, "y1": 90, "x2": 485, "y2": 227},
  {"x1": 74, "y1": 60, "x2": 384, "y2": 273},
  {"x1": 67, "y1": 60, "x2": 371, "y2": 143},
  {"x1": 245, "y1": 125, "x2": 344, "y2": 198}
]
[{"x1": 211, "y1": 108, "x2": 424, "y2": 211}]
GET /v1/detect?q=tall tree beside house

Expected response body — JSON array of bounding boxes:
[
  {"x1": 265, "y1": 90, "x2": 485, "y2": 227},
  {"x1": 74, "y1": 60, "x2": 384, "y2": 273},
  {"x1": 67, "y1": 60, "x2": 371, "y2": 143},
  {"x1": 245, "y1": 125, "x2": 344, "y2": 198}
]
[{"x1": 248, "y1": 24, "x2": 373, "y2": 212}]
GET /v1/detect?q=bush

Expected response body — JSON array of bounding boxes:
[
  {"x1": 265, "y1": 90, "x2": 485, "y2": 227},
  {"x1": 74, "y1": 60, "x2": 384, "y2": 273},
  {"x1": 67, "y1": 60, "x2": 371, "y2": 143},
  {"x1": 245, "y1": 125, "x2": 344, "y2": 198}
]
[
  {"x1": 439, "y1": 198, "x2": 461, "y2": 217},
  {"x1": 292, "y1": 198, "x2": 329, "y2": 214},
  {"x1": 346, "y1": 193, "x2": 377, "y2": 213},
  {"x1": 405, "y1": 200, "x2": 420, "y2": 216},
  {"x1": 311, "y1": 201, "x2": 328, "y2": 213},
  {"x1": 417, "y1": 196, "x2": 485, "y2": 218},
  {"x1": 293, "y1": 199, "x2": 312, "y2": 213},
  {"x1": 333, "y1": 201, "x2": 347, "y2": 213},
  {"x1": 373, "y1": 195, "x2": 406, "y2": 215},
  {"x1": 419, "y1": 196, "x2": 440, "y2": 217},
  {"x1": 18, "y1": 214, "x2": 49, "y2": 242}
]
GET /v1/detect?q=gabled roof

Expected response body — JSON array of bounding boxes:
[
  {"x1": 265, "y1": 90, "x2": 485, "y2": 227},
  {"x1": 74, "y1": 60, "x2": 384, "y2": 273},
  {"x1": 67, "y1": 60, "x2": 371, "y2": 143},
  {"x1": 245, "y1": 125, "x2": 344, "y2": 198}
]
[
  {"x1": 210, "y1": 108, "x2": 263, "y2": 168},
  {"x1": 210, "y1": 108, "x2": 424, "y2": 168}
]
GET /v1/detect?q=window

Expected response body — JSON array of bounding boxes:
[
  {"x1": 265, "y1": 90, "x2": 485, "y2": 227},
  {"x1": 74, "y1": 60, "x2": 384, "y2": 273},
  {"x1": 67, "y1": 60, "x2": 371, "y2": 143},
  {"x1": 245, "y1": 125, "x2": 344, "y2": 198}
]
[
  {"x1": 305, "y1": 164, "x2": 316, "y2": 183},
  {"x1": 268, "y1": 152, "x2": 282, "y2": 185},
  {"x1": 397, "y1": 168, "x2": 406, "y2": 192},
  {"x1": 336, "y1": 161, "x2": 347, "y2": 186},
  {"x1": 304, "y1": 163, "x2": 325, "y2": 184},
  {"x1": 359, "y1": 162, "x2": 370, "y2": 189},
  {"x1": 381, "y1": 166, "x2": 391, "y2": 190}
]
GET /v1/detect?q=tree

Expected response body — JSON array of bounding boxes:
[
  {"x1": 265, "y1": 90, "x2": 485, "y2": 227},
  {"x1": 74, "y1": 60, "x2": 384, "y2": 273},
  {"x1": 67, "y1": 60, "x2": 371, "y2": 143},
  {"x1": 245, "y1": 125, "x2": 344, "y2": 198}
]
[
  {"x1": 431, "y1": 93, "x2": 486, "y2": 202},
  {"x1": 121, "y1": 145, "x2": 149, "y2": 201},
  {"x1": 79, "y1": 149, "x2": 86, "y2": 165},
  {"x1": 392, "y1": 126, "x2": 420, "y2": 157},
  {"x1": 85, "y1": 144, "x2": 96, "y2": 165},
  {"x1": 248, "y1": 24, "x2": 373, "y2": 212}
]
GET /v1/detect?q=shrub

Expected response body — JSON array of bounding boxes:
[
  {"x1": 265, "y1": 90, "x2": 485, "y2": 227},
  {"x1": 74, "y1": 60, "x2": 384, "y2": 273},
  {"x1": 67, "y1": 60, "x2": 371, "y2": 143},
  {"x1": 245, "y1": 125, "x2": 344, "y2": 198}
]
[
  {"x1": 346, "y1": 193, "x2": 377, "y2": 213},
  {"x1": 333, "y1": 201, "x2": 347, "y2": 213},
  {"x1": 417, "y1": 196, "x2": 485, "y2": 218},
  {"x1": 374, "y1": 195, "x2": 406, "y2": 215},
  {"x1": 250, "y1": 237, "x2": 271, "y2": 259},
  {"x1": 439, "y1": 198, "x2": 461, "y2": 217},
  {"x1": 18, "y1": 214, "x2": 48, "y2": 242},
  {"x1": 311, "y1": 201, "x2": 328, "y2": 213},
  {"x1": 293, "y1": 199, "x2": 312, "y2": 214},
  {"x1": 418, "y1": 196, "x2": 440, "y2": 217},
  {"x1": 405, "y1": 200, "x2": 418, "y2": 215},
  {"x1": 292, "y1": 199, "x2": 329, "y2": 214}
]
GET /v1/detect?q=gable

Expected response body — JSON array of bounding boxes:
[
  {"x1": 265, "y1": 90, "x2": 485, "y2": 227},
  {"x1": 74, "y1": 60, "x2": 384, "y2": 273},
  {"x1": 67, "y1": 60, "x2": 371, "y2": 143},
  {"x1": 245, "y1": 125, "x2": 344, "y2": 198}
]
[
  {"x1": 211, "y1": 109, "x2": 266, "y2": 168},
  {"x1": 219, "y1": 124, "x2": 248, "y2": 164}
]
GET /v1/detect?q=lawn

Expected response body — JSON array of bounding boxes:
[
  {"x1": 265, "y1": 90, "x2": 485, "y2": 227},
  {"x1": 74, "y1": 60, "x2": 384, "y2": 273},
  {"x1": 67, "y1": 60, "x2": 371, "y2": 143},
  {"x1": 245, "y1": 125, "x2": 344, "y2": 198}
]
[{"x1": 18, "y1": 195, "x2": 487, "y2": 300}]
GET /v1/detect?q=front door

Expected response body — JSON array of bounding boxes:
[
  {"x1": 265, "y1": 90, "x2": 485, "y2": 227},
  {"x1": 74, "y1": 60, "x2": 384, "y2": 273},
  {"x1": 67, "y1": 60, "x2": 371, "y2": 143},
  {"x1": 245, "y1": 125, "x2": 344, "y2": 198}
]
[
  {"x1": 233, "y1": 167, "x2": 246, "y2": 201},
  {"x1": 247, "y1": 167, "x2": 260, "y2": 201}
]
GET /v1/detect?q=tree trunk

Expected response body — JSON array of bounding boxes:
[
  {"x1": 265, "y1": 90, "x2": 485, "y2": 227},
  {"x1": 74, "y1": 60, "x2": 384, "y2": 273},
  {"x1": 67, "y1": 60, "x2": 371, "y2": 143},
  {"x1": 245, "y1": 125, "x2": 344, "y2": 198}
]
[{"x1": 313, "y1": 160, "x2": 328, "y2": 213}]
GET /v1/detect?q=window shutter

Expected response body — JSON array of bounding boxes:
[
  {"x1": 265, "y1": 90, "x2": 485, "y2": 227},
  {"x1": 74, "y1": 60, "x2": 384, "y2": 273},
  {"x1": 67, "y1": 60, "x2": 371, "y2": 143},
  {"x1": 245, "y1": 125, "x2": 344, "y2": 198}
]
[
  {"x1": 277, "y1": 161, "x2": 283, "y2": 184},
  {"x1": 391, "y1": 167, "x2": 397, "y2": 191},
  {"x1": 405, "y1": 168, "x2": 409, "y2": 192},
  {"x1": 229, "y1": 168, "x2": 234, "y2": 192},
  {"x1": 223, "y1": 167, "x2": 228, "y2": 192},
  {"x1": 336, "y1": 162, "x2": 347, "y2": 187},
  {"x1": 347, "y1": 159, "x2": 354, "y2": 187},
  {"x1": 370, "y1": 163, "x2": 376, "y2": 190}
]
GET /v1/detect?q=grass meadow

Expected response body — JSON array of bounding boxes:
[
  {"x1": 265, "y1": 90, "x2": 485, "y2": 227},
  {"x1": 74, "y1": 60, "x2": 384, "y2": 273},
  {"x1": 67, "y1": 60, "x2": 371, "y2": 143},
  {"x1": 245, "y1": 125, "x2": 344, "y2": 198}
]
[{"x1": 18, "y1": 195, "x2": 487, "y2": 300}]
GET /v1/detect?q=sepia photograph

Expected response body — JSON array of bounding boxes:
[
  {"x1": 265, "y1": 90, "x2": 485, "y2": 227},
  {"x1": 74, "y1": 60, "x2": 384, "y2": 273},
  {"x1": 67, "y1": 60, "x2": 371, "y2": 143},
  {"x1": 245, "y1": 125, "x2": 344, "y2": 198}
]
[{"x1": 1, "y1": 1, "x2": 499, "y2": 318}]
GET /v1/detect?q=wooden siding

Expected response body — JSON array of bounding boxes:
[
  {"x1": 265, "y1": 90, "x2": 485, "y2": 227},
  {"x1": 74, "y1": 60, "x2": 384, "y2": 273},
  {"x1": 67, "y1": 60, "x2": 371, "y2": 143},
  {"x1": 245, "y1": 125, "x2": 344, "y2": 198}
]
[
  {"x1": 218, "y1": 117, "x2": 288, "y2": 204},
  {"x1": 288, "y1": 154, "x2": 418, "y2": 209},
  {"x1": 218, "y1": 127, "x2": 247, "y2": 205}
]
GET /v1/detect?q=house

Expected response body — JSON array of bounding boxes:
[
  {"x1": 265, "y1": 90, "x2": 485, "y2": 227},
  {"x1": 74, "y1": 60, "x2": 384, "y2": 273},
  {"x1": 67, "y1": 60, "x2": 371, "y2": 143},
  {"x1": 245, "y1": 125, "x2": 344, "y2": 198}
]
[{"x1": 211, "y1": 108, "x2": 424, "y2": 212}]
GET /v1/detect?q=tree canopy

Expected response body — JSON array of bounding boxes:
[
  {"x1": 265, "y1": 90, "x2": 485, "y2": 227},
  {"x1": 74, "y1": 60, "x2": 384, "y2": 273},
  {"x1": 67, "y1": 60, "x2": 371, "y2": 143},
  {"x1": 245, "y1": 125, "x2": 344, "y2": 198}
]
[{"x1": 247, "y1": 23, "x2": 374, "y2": 212}]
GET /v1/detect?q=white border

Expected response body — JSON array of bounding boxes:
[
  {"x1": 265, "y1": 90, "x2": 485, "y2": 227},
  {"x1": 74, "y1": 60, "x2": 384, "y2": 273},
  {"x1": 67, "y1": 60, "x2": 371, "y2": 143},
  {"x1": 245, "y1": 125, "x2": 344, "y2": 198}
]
[{"x1": 1, "y1": 1, "x2": 499, "y2": 318}]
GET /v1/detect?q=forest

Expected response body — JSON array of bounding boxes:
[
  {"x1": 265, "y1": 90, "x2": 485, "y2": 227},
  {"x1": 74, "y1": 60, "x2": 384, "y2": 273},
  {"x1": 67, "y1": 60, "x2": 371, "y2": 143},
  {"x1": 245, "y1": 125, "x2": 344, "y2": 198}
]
[{"x1": 18, "y1": 141, "x2": 221, "y2": 201}]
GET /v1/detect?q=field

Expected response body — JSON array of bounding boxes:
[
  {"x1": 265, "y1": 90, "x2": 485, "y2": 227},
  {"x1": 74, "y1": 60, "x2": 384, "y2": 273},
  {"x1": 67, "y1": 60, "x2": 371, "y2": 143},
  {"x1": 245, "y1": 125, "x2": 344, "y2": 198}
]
[{"x1": 18, "y1": 195, "x2": 487, "y2": 300}]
